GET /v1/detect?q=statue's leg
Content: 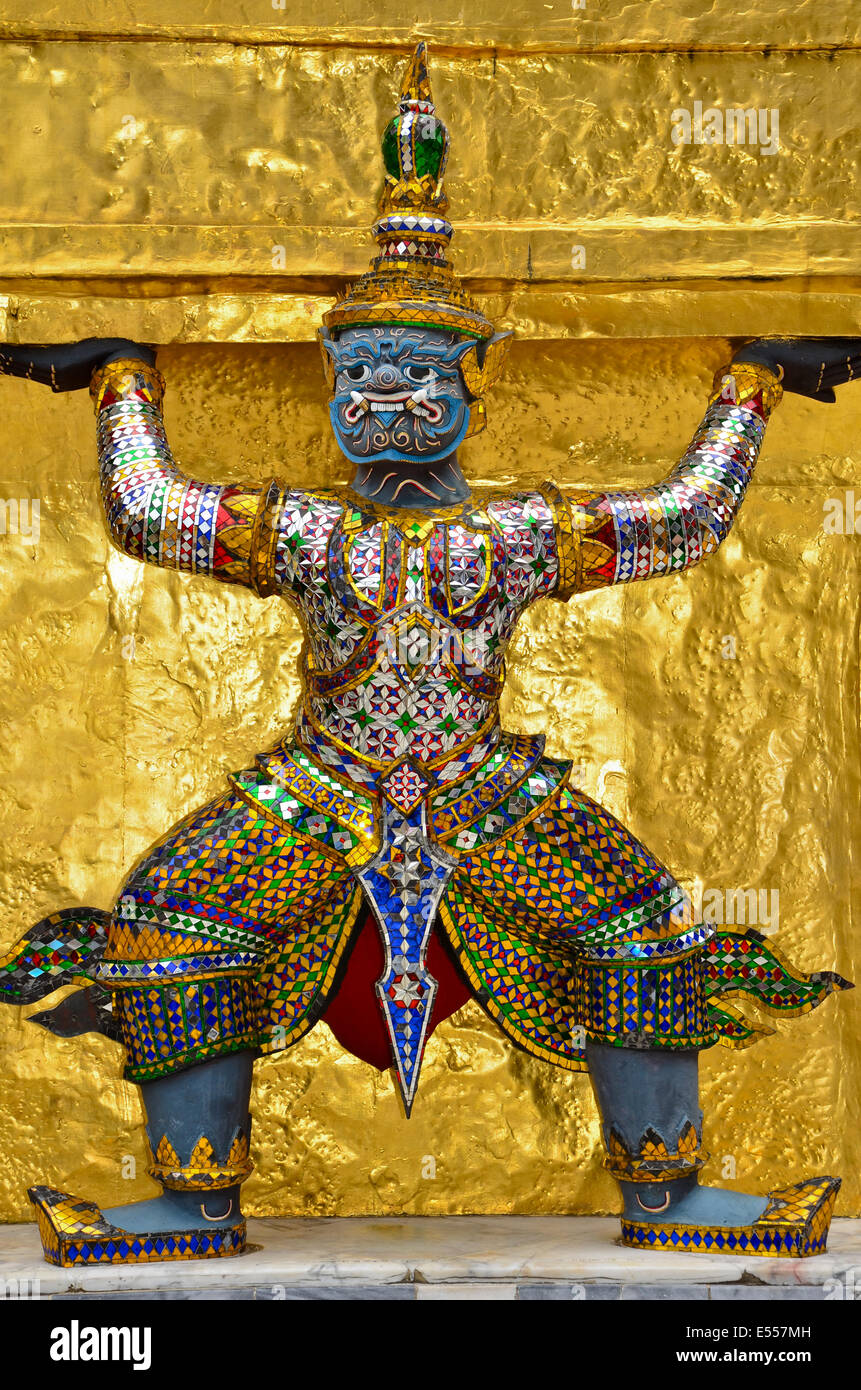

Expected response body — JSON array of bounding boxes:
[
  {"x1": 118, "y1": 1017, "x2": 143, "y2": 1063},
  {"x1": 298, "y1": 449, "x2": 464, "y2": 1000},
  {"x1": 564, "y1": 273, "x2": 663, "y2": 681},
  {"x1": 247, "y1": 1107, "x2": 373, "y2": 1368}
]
[
  {"x1": 586, "y1": 1041, "x2": 767, "y2": 1224},
  {"x1": 440, "y1": 778, "x2": 844, "y2": 1255},
  {"x1": 28, "y1": 1044, "x2": 256, "y2": 1265},
  {"x1": 100, "y1": 1050, "x2": 254, "y2": 1234},
  {"x1": 29, "y1": 784, "x2": 357, "y2": 1266},
  {"x1": 580, "y1": 944, "x2": 841, "y2": 1256}
]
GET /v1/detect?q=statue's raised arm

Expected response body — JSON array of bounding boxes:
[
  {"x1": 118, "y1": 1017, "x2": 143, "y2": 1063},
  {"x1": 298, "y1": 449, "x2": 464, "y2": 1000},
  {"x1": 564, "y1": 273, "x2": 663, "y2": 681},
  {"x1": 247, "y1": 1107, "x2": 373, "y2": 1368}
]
[
  {"x1": 0, "y1": 338, "x2": 284, "y2": 595},
  {"x1": 551, "y1": 337, "x2": 861, "y2": 598}
]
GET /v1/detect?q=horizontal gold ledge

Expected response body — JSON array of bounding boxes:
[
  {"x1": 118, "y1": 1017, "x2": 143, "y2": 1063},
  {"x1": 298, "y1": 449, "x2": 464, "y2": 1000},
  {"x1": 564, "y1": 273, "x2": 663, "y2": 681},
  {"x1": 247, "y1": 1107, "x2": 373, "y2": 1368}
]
[
  {"x1": 0, "y1": 34, "x2": 858, "y2": 55},
  {"x1": 0, "y1": 0, "x2": 857, "y2": 50},
  {"x1": 1, "y1": 223, "x2": 860, "y2": 282},
  {"x1": 3, "y1": 283, "x2": 860, "y2": 343},
  {"x1": 2, "y1": 46, "x2": 856, "y2": 236}
]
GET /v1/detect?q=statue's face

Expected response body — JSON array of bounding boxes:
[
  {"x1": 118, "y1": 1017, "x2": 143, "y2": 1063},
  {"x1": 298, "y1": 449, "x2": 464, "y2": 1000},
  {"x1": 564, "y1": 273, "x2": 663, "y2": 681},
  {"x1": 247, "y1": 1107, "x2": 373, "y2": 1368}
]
[{"x1": 323, "y1": 325, "x2": 473, "y2": 465}]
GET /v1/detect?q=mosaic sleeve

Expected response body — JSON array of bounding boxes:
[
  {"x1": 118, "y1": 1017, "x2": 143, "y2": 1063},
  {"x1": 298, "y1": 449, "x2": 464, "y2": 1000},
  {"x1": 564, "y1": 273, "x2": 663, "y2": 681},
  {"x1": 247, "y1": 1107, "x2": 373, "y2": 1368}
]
[
  {"x1": 486, "y1": 492, "x2": 562, "y2": 607},
  {"x1": 90, "y1": 357, "x2": 286, "y2": 593},
  {"x1": 544, "y1": 361, "x2": 783, "y2": 597}
]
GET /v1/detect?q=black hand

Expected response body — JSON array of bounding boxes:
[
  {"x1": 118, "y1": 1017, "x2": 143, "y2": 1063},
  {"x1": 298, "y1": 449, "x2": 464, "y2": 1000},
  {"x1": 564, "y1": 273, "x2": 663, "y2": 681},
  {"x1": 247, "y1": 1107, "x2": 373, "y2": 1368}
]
[
  {"x1": 733, "y1": 337, "x2": 861, "y2": 403},
  {"x1": 0, "y1": 338, "x2": 156, "y2": 392}
]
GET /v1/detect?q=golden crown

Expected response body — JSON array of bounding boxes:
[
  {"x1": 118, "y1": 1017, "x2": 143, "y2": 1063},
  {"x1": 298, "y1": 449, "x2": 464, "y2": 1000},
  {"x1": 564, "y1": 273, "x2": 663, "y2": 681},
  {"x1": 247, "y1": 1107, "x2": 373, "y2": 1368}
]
[{"x1": 323, "y1": 44, "x2": 495, "y2": 342}]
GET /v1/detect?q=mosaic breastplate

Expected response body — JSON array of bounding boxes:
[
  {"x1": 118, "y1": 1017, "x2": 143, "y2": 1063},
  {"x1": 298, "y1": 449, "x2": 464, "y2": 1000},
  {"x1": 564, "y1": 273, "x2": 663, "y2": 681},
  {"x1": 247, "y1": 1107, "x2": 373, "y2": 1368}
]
[{"x1": 282, "y1": 491, "x2": 560, "y2": 773}]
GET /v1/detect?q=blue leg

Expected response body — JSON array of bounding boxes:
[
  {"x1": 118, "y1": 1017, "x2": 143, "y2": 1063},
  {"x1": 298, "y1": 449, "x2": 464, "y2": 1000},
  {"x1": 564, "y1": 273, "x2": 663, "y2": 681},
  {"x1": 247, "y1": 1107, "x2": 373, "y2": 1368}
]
[
  {"x1": 586, "y1": 1041, "x2": 768, "y2": 1227},
  {"x1": 101, "y1": 1050, "x2": 255, "y2": 1234}
]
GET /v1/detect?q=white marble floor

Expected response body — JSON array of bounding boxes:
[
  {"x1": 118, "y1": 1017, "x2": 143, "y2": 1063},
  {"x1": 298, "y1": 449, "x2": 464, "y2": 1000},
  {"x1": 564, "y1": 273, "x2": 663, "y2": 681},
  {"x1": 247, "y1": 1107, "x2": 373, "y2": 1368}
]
[{"x1": 0, "y1": 1215, "x2": 858, "y2": 1298}]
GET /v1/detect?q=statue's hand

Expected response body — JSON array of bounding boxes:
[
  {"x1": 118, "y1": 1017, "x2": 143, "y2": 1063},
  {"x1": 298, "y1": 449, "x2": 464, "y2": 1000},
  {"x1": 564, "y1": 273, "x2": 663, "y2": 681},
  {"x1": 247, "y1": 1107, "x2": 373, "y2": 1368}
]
[
  {"x1": 732, "y1": 337, "x2": 861, "y2": 403},
  {"x1": 0, "y1": 337, "x2": 155, "y2": 392}
]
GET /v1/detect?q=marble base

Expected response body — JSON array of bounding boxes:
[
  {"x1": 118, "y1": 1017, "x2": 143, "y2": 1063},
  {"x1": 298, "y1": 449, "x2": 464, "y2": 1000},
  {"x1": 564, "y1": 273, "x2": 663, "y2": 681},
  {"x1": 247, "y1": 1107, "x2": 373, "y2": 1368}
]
[{"x1": 1, "y1": 1216, "x2": 858, "y2": 1300}]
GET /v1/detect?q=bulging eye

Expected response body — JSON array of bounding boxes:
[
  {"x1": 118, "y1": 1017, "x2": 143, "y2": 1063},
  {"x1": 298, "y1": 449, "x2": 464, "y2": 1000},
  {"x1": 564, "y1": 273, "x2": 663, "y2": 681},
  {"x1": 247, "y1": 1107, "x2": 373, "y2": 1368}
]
[
  {"x1": 340, "y1": 363, "x2": 370, "y2": 386},
  {"x1": 404, "y1": 364, "x2": 437, "y2": 385}
]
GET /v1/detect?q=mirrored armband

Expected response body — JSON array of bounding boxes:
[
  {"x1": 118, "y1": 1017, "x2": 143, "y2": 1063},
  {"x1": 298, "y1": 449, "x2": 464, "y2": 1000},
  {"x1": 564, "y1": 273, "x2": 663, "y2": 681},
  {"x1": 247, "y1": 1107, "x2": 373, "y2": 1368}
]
[
  {"x1": 709, "y1": 360, "x2": 783, "y2": 420},
  {"x1": 539, "y1": 479, "x2": 582, "y2": 601},
  {"x1": 250, "y1": 480, "x2": 287, "y2": 597}
]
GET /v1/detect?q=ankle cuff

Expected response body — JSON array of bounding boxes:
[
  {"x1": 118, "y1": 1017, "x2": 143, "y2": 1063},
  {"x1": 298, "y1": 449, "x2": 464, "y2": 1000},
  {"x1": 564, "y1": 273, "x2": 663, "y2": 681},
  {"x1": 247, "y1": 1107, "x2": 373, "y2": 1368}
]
[
  {"x1": 604, "y1": 1122, "x2": 707, "y2": 1184},
  {"x1": 148, "y1": 1130, "x2": 253, "y2": 1191}
]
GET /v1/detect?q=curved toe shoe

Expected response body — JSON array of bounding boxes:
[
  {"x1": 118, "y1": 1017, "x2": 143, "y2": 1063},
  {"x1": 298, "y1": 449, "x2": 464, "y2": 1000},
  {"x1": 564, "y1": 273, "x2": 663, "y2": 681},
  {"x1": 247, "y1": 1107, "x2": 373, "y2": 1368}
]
[
  {"x1": 28, "y1": 1185, "x2": 246, "y2": 1268},
  {"x1": 620, "y1": 1176, "x2": 840, "y2": 1257}
]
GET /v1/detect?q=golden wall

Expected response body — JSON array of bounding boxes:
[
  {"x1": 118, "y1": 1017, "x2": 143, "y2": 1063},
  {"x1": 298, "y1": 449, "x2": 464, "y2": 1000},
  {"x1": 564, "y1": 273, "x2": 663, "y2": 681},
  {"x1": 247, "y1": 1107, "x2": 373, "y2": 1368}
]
[{"x1": 0, "y1": 3, "x2": 858, "y2": 1221}]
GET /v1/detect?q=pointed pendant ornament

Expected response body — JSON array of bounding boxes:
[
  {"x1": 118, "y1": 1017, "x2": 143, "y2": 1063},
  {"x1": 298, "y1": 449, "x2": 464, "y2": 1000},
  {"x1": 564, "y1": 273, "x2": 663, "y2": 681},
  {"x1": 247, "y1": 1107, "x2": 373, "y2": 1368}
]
[{"x1": 357, "y1": 799, "x2": 455, "y2": 1115}]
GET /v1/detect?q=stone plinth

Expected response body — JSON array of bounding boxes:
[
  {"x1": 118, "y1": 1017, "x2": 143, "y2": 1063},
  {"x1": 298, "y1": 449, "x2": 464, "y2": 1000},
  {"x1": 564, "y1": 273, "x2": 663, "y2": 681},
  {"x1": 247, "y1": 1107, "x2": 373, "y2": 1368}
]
[{"x1": 1, "y1": 1216, "x2": 858, "y2": 1300}]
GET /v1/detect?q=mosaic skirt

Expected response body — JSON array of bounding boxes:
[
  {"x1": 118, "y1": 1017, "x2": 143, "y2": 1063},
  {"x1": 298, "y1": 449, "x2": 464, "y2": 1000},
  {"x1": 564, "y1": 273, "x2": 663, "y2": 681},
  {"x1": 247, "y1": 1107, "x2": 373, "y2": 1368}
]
[
  {"x1": 90, "y1": 776, "x2": 687, "y2": 1080},
  {"x1": 5, "y1": 773, "x2": 843, "y2": 1082}
]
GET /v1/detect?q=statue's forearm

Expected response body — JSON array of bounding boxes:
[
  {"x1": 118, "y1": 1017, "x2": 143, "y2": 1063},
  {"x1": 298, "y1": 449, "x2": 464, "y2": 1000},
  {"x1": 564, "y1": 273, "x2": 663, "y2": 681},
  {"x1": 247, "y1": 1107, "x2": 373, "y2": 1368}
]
[
  {"x1": 93, "y1": 357, "x2": 271, "y2": 589},
  {"x1": 566, "y1": 361, "x2": 782, "y2": 592}
]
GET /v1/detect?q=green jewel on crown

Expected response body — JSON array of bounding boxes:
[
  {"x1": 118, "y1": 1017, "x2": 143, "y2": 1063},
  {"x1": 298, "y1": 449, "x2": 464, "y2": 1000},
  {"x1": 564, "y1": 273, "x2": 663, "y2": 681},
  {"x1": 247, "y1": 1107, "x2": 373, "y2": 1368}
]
[{"x1": 375, "y1": 43, "x2": 452, "y2": 243}]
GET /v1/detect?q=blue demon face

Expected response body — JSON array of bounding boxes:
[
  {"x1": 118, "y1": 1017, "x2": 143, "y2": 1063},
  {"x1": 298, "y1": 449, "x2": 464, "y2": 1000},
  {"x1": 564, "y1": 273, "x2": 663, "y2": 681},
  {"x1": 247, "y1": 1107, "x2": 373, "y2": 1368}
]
[{"x1": 321, "y1": 325, "x2": 474, "y2": 465}]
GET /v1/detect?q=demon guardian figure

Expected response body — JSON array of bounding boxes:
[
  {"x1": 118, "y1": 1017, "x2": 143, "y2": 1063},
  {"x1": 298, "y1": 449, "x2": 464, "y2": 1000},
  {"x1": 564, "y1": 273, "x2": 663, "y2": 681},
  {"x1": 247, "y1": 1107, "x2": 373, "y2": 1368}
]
[{"x1": 0, "y1": 46, "x2": 854, "y2": 1267}]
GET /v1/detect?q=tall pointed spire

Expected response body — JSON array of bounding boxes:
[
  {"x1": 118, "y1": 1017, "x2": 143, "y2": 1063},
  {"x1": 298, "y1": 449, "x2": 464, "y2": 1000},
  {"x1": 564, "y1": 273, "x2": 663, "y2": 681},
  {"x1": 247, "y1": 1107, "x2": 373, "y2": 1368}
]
[
  {"x1": 377, "y1": 39, "x2": 450, "y2": 234},
  {"x1": 323, "y1": 43, "x2": 493, "y2": 341},
  {"x1": 398, "y1": 41, "x2": 434, "y2": 106}
]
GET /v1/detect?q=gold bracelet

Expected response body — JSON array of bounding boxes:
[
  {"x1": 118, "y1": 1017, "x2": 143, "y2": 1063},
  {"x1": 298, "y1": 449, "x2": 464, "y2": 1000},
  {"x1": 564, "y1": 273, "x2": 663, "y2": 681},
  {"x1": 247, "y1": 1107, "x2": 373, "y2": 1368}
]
[
  {"x1": 709, "y1": 360, "x2": 783, "y2": 419},
  {"x1": 89, "y1": 357, "x2": 165, "y2": 414}
]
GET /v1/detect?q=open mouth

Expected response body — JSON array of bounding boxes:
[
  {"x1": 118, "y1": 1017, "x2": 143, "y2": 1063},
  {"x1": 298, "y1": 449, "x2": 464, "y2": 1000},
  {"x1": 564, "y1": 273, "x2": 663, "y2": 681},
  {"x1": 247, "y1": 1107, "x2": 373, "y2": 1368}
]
[{"x1": 343, "y1": 389, "x2": 445, "y2": 425}]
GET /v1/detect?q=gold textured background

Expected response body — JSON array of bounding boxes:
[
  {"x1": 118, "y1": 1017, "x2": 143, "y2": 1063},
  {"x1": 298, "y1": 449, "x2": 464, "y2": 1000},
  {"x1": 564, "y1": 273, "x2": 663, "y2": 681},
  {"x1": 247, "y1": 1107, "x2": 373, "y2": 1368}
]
[{"x1": 0, "y1": 4, "x2": 858, "y2": 1221}]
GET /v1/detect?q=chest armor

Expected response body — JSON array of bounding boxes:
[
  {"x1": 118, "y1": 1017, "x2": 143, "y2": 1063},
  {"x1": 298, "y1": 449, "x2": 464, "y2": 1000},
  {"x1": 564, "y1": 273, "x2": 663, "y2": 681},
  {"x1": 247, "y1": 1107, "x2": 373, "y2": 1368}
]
[
  {"x1": 308, "y1": 509, "x2": 507, "y2": 702},
  {"x1": 338, "y1": 514, "x2": 502, "y2": 622}
]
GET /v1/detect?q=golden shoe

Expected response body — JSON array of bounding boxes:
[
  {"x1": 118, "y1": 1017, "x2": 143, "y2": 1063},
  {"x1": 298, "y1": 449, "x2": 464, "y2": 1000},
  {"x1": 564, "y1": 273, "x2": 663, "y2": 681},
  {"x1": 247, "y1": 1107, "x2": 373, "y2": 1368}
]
[
  {"x1": 620, "y1": 1176, "x2": 840, "y2": 1257},
  {"x1": 29, "y1": 1185, "x2": 246, "y2": 1268}
]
